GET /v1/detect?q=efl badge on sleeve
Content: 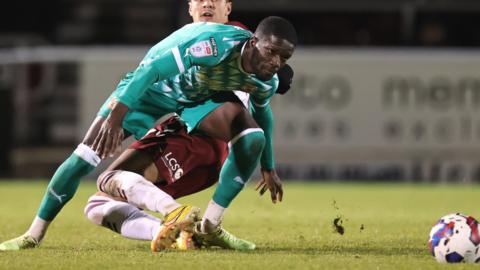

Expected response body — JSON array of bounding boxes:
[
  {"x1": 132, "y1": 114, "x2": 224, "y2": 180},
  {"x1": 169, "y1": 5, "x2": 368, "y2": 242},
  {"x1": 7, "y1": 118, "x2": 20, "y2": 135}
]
[
  {"x1": 189, "y1": 41, "x2": 213, "y2": 57},
  {"x1": 189, "y1": 37, "x2": 218, "y2": 58}
]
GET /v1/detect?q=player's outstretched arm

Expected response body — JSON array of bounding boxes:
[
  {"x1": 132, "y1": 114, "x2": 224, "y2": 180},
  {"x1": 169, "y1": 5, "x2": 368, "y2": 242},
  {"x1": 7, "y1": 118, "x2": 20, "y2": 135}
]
[
  {"x1": 251, "y1": 101, "x2": 283, "y2": 203},
  {"x1": 251, "y1": 100, "x2": 275, "y2": 169},
  {"x1": 253, "y1": 64, "x2": 293, "y2": 203}
]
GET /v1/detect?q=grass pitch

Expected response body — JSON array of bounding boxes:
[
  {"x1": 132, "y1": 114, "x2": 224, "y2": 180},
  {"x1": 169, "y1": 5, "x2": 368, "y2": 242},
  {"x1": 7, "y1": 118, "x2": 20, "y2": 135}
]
[{"x1": 0, "y1": 180, "x2": 479, "y2": 270}]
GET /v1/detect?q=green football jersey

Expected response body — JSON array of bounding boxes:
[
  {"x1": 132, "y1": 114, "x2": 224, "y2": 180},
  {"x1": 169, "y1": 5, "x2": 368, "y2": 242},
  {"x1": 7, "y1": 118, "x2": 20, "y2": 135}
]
[{"x1": 115, "y1": 22, "x2": 279, "y2": 109}]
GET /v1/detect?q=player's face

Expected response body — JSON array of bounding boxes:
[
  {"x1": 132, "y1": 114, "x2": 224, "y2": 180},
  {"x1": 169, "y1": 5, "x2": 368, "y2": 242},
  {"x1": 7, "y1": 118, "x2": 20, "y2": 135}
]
[
  {"x1": 189, "y1": 0, "x2": 231, "y2": 24},
  {"x1": 250, "y1": 35, "x2": 295, "y2": 81}
]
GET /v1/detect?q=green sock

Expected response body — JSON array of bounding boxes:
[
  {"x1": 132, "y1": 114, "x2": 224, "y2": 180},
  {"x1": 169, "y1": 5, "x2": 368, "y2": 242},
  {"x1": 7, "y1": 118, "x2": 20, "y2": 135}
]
[
  {"x1": 213, "y1": 129, "x2": 265, "y2": 208},
  {"x1": 37, "y1": 152, "x2": 97, "y2": 221}
]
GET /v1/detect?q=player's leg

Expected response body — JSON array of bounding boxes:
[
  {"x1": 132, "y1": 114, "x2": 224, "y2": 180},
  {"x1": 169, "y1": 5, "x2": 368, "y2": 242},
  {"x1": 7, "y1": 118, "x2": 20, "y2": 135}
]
[
  {"x1": 129, "y1": 119, "x2": 255, "y2": 250},
  {"x1": 192, "y1": 102, "x2": 262, "y2": 250},
  {"x1": 178, "y1": 94, "x2": 262, "y2": 250},
  {"x1": 85, "y1": 192, "x2": 161, "y2": 241},
  {"x1": 97, "y1": 147, "x2": 200, "y2": 251},
  {"x1": 39, "y1": 117, "x2": 104, "y2": 222},
  {"x1": 199, "y1": 102, "x2": 264, "y2": 223},
  {"x1": 169, "y1": 164, "x2": 256, "y2": 250},
  {"x1": 98, "y1": 149, "x2": 185, "y2": 217},
  {"x1": 0, "y1": 117, "x2": 104, "y2": 251},
  {"x1": 0, "y1": 89, "x2": 179, "y2": 251},
  {"x1": 84, "y1": 192, "x2": 198, "y2": 250},
  {"x1": 99, "y1": 146, "x2": 203, "y2": 222},
  {"x1": 0, "y1": 95, "x2": 161, "y2": 250}
]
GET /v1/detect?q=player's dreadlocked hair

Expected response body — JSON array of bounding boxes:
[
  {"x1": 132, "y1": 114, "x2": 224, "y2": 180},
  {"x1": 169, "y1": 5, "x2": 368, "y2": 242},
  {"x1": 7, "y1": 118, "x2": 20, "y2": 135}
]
[{"x1": 255, "y1": 16, "x2": 298, "y2": 46}]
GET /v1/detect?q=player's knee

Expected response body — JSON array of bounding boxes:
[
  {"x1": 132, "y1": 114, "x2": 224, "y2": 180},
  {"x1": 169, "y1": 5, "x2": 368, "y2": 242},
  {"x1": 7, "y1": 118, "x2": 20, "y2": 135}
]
[
  {"x1": 238, "y1": 129, "x2": 265, "y2": 156},
  {"x1": 97, "y1": 170, "x2": 151, "y2": 199},
  {"x1": 248, "y1": 131, "x2": 266, "y2": 154},
  {"x1": 96, "y1": 170, "x2": 119, "y2": 193},
  {"x1": 115, "y1": 171, "x2": 149, "y2": 191}
]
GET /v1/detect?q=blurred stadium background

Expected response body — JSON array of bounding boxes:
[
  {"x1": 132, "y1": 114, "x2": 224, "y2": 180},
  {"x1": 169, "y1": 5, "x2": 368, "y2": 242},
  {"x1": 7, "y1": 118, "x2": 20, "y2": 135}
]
[{"x1": 1, "y1": 0, "x2": 480, "y2": 183}]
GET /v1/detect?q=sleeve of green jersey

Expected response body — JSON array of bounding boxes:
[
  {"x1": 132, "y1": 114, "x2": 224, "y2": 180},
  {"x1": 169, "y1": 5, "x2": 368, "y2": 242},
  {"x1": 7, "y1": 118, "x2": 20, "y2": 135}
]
[
  {"x1": 250, "y1": 75, "x2": 279, "y2": 169},
  {"x1": 252, "y1": 102, "x2": 275, "y2": 170},
  {"x1": 116, "y1": 25, "x2": 250, "y2": 108},
  {"x1": 116, "y1": 38, "x2": 223, "y2": 108},
  {"x1": 116, "y1": 53, "x2": 179, "y2": 108},
  {"x1": 168, "y1": 31, "x2": 245, "y2": 70}
]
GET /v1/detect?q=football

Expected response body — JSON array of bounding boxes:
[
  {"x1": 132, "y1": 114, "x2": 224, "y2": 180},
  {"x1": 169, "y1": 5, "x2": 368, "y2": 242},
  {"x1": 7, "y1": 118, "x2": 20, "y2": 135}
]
[{"x1": 429, "y1": 213, "x2": 480, "y2": 263}]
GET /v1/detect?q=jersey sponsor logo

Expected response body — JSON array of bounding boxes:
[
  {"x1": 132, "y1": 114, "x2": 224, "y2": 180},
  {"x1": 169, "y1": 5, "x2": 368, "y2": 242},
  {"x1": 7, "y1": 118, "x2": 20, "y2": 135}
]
[
  {"x1": 189, "y1": 38, "x2": 217, "y2": 58},
  {"x1": 161, "y1": 152, "x2": 184, "y2": 181}
]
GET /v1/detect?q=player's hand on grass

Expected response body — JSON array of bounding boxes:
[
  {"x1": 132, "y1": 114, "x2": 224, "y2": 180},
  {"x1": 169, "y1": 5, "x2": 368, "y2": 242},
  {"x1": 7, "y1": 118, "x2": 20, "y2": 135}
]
[
  {"x1": 92, "y1": 117, "x2": 124, "y2": 159},
  {"x1": 255, "y1": 169, "x2": 283, "y2": 204}
]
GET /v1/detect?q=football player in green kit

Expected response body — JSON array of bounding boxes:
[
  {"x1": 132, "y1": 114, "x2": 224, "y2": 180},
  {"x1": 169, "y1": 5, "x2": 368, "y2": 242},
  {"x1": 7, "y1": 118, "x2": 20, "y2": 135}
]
[
  {"x1": 0, "y1": 13, "x2": 297, "y2": 251},
  {"x1": 95, "y1": 16, "x2": 296, "y2": 252},
  {"x1": 0, "y1": 0, "x2": 236, "y2": 251},
  {"x1": 173, "y1": 17, "x2": 296, "y2": 251}
]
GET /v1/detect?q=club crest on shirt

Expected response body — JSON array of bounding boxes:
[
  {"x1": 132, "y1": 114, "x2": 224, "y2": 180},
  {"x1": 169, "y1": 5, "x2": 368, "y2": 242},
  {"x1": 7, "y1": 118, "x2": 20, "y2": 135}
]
[{"x1": 189, "y1": 38, "x2": 218, "y2": 58}]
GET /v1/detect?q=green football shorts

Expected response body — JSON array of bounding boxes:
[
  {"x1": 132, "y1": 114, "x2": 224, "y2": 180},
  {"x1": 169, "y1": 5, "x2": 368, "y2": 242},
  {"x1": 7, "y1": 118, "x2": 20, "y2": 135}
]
[{"x1": 98, "y1": 91, "x2": 180, "y2": 140}]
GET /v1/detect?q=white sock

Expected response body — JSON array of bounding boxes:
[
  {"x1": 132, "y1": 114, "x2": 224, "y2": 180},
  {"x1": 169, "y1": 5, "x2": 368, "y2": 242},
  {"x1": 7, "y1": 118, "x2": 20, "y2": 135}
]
[
  {"x1": 201, "y1": 200, "x2": 226, "y2": 233},
  {"x1": 120, "y1": 209, "x2": 160, "y2": 241},
  {"x1": 101, "y1": 170, "x2": 181, "y2": 216},
  {"x1": 26, "y1": 216, "x2": 51, "y2": 242},
  {"x1": 85, "y1": 195, "x2": 160, "y2": 240}
]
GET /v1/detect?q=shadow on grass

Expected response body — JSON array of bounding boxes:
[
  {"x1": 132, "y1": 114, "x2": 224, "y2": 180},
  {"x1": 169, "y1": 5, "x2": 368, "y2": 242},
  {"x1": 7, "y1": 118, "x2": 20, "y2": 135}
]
[
  {"x1": 37, "y1": 242, "x2": 427, "y2": 257},
  {"x1": 256, "y1": 245, "x2": 426, "y2": 257}
]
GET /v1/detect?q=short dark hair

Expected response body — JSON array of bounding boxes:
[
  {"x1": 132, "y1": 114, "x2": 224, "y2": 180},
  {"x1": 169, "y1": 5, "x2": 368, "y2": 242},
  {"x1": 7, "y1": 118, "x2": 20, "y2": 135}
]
[{"x1": 255, "y1": 16, "x2": 298, "y2": 46}]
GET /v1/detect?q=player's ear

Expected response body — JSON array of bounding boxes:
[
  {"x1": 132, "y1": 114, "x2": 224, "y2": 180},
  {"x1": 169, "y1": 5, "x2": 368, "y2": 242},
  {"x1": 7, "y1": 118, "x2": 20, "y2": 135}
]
[
  {"x1": 188, "y1": 1, "x2": 193, "y2": 16},
  {"x1": 250, "y1": 36, "x2": 258, "y2": 47},
  {"x1": 225, "y1": 1, "x2": 232, "y2": 16}
]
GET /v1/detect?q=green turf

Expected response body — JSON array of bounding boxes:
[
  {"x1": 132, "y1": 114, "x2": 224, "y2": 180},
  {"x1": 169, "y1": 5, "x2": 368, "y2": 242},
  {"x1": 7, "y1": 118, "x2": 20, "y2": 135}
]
[{"x1": 0, "y1": 180, "x2": 479, "y2": 270}]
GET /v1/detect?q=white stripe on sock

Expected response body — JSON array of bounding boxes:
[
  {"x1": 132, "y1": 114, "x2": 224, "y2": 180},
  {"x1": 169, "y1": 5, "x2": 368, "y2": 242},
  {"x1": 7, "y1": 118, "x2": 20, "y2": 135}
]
[
  {"x1": 74, "y1": 143, "x2": 101, "y2": 167},
  {"x1": 228, "y1": 128, "x2": 263, "y2": 148}
]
